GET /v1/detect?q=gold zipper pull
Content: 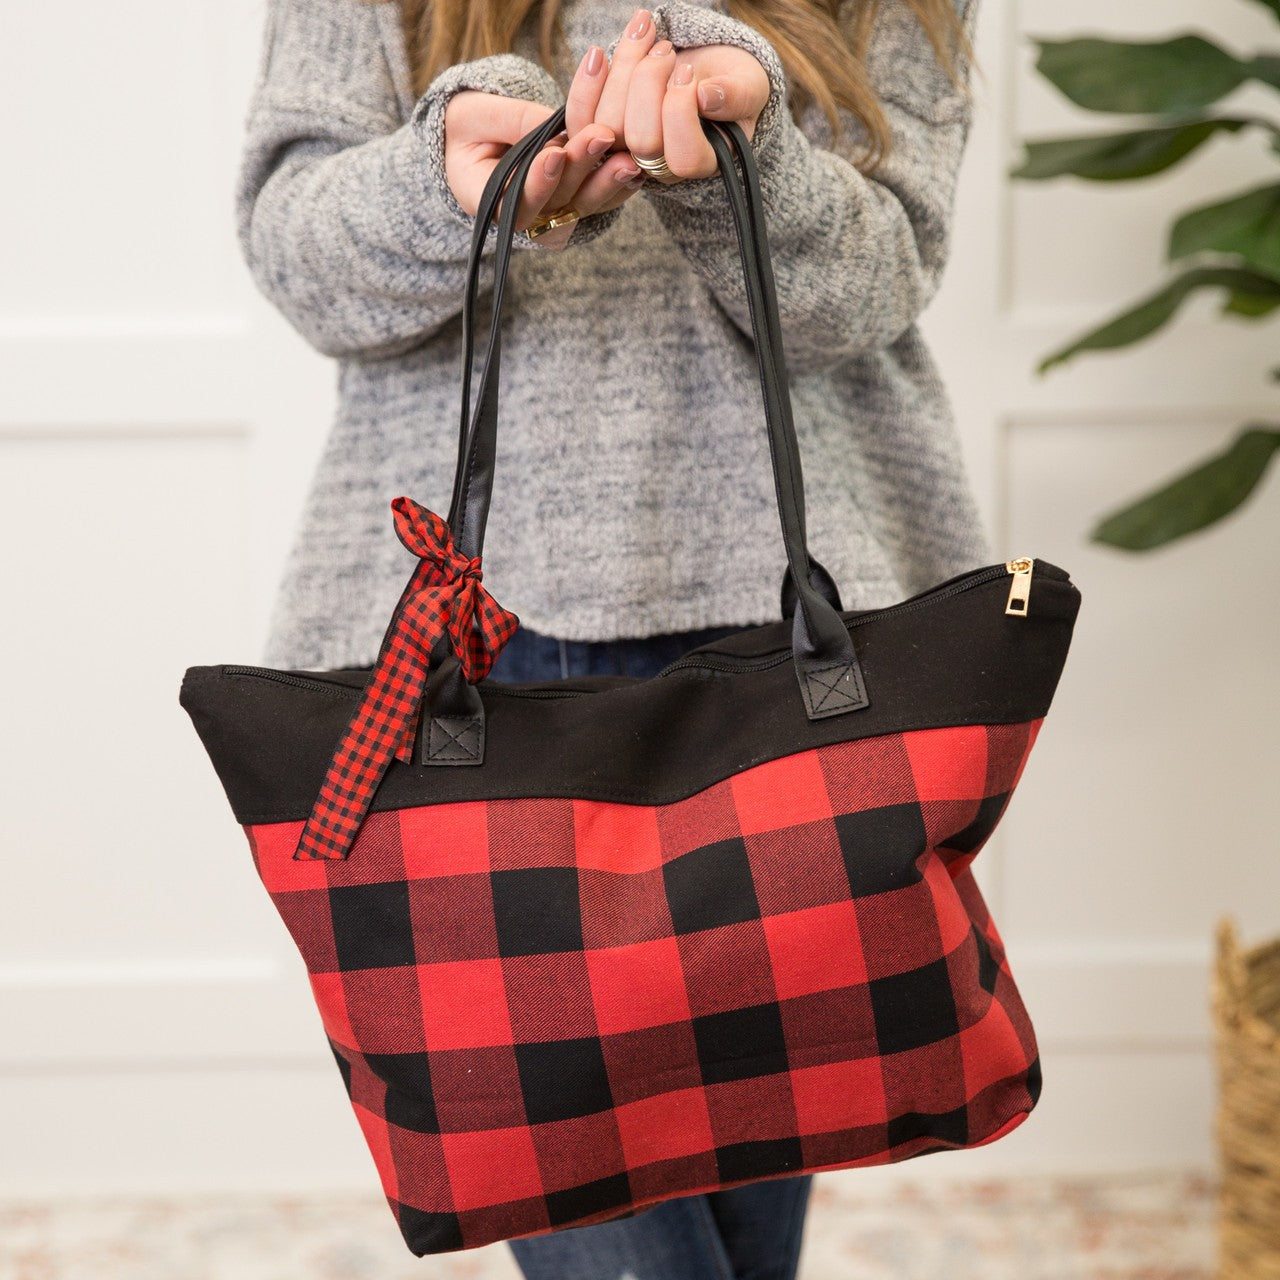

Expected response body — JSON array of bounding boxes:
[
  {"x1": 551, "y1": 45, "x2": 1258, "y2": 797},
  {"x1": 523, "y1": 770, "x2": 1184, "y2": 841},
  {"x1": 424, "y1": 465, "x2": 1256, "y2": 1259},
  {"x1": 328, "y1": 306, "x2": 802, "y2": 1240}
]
[{"x1": 1005, "y1": 557, "x2": 1034, "y2": 618}]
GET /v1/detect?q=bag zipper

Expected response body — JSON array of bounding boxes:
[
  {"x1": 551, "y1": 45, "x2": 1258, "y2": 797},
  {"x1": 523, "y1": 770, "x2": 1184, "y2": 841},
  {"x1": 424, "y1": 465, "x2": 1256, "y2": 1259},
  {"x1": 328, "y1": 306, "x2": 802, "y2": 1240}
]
[
  {"x1": 655, "y1": 557, "x2": 1039, "y2": 679},
  {"x1": 219, "y1": 559, "x2": 1045, "y2": 695},
  {"x1": 217, "y1": 664, "x2": 594, "y2": 700},
  {"x1": 1005, "y1": 557, "x2": 1034, "y2": 617},
  {"x1": 219, "y1": 667, "x2": 360, "y2": 693}
]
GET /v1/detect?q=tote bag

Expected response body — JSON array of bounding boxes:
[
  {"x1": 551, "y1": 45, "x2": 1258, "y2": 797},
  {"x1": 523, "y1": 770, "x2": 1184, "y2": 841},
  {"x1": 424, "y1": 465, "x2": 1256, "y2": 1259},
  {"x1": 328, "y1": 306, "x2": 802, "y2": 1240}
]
[{"x1": 181, "y1": 111, "x2": 1081, "y2": 1255}]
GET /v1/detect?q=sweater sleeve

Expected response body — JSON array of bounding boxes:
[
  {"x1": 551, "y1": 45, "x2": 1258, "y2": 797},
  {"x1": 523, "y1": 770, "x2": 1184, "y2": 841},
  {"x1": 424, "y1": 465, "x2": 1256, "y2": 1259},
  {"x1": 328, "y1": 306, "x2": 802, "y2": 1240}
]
[
  {"x1": 608, "y1": 0, "x2": 980, "y2": 377},
  {"x1": 235, "y1": 0, "x2": 623, "y2": 361}
]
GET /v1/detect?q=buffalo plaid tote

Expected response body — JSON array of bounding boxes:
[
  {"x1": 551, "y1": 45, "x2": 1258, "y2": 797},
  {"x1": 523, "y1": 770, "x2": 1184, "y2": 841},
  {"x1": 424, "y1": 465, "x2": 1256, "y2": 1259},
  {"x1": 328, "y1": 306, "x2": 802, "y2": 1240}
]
[{"x1": 181, "y1": 114, "x2": 1082, "y2": 1256}]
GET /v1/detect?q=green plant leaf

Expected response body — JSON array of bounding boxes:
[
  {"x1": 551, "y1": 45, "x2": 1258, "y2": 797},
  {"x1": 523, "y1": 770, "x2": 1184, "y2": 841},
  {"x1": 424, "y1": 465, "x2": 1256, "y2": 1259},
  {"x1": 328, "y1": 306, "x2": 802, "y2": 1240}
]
[
  {"x1": 1169, "y1": 182, "x2": 1280, "y2": 276},
  {"x1": 1032, "y1": 36, "x2": 1252, "y2": 114},
  {"x1": 1250, "y1": 54, "x2": 1280, "y2": 93},
  {"x1": 1223, "y1": 288, "x2": 1280, "y2": 315},
  {"x1": 1011, "y1": 118, "x2": 1251, "y2": 181},
  {"x1": 1091, "y1": 426, "x2": 1280, "y2": 549},
  {"x1": 1038, "y1": 266, "x2": 1280, "y2": 373}
]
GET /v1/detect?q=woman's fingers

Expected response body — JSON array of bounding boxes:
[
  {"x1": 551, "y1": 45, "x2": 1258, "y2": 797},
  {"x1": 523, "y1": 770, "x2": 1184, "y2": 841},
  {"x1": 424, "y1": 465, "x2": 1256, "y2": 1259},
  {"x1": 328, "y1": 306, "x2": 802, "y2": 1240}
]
[
  {"x1": 658, "y1": 60, "x2": 717, "y2": 182},
  {"x1": 569, "y1": 149, "x2": 648, "y2": 212},
  {"x1": 691, "y1": 76, "x2": 762, "y2": 142},
  {"x1": 441, "y1": 67, "x2": 664, "y2": 240},
  {"x1": 624, "y1": 39, "x2": 676, "y2": 173},
  {"x1": 473, "y1": 104, "x2": 632, "y2": 230},
  {"x1": 515, "y1": 142, "x2": 647, "y2": 251},
  {"x1": 594, "y1": 8, "x2": 657, "y2": 141},
  {"x1": 448, "y1": 89, "x2": 554, "y2": 152},
  {"x1": 445, "y1": 91, "x2": 560, "y2": 220},
  {"x1": 623, "y1": 44, "x2": 718, "y2": 186},
  {"x1": 540, "y1": 125, "x2": 615, "y2": 212},
  {"x1": 565, "y1": 45, "x2": 610, "y2": 140},
  {"x1": 526, "y1": 158, "x2": 648, "y2": 250},
  {"x1": 493, "y1": 130, "x2": 644, "y2": 250},
  {"x1": 494, "y1": 142, "x2": 577, "y2": 231}
]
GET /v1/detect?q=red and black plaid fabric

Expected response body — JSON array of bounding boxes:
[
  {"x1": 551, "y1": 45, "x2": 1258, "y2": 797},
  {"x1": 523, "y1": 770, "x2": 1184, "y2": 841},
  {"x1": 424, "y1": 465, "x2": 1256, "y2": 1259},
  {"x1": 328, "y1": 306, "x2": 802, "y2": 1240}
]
[
  {"x1": 247, "y1": 719, "x2": 1044, "y2": 1256},
  {"x1": 294, "y1": 498, "x2": 518, "y2": 863}
]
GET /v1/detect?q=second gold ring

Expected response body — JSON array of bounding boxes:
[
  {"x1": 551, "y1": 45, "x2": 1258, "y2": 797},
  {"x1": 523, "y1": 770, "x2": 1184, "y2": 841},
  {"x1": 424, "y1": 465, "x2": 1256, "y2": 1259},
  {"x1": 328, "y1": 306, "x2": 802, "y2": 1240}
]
[
  {"x1": 527, "y1": 205, "x2": 581, "y2": 240},
  {"x1": 630, "y1": 151, "x2": 673, "y2": 179}
]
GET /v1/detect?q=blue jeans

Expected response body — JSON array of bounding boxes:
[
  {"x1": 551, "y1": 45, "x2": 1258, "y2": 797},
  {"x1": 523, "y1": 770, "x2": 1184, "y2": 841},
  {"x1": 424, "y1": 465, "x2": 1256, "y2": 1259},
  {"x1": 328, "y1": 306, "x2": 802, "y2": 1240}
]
[
  {"x1": 487, "y1": 620, "x2": 751, "y2": 682},
  {"x1": 488, "y1": 622, "x2": 814, "y2": 1280}
]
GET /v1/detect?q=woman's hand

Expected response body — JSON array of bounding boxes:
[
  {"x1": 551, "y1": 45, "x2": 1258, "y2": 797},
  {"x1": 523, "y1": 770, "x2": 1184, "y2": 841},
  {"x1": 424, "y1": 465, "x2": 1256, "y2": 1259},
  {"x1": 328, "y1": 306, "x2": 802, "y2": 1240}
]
[
  {"x1": 576, "y1": 8, "x2": 771, "y2": 184},
  {"x1": 444, "y1": 84, "x2": 647, "y2": 248},
  {"x1": 441, "y1": 8, "x2": 771, "y2": 249}
]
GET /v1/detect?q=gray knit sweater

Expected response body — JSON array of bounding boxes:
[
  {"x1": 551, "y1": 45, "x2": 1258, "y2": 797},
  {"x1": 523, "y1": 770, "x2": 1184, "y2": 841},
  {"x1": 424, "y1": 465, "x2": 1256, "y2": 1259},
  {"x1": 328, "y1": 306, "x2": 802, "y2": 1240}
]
[{"x1": 237, "y1": 0, "x2": 992, "y2": 669}]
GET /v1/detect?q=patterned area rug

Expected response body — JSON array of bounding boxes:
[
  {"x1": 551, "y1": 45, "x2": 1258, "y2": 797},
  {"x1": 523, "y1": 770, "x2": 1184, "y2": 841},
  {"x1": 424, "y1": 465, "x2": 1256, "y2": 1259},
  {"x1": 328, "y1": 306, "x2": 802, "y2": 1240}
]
[{"x1": 0, "y1": 1172, "x2": 1216, "y2": 1279}]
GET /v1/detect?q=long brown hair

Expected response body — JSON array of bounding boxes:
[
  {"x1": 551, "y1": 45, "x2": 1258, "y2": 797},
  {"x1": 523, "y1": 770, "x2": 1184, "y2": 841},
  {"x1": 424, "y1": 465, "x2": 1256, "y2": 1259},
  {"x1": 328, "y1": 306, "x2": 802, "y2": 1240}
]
[{"x1": 371, "y1": 0, "x2": 975, "y2": 173}]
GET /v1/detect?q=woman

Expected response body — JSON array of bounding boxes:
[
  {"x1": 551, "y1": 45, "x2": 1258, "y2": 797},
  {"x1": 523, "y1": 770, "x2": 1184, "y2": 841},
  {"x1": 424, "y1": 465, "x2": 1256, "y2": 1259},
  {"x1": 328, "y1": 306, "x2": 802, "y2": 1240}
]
[{"x1": 236, "y1": 0, "x2": 988, "y2": 1275}]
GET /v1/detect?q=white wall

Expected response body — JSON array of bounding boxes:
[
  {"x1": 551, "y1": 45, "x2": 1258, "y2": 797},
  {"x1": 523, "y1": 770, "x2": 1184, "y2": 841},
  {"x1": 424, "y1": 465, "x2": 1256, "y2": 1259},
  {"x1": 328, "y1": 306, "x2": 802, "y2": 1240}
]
[
  {"x1": 3, "y1": 0, "x2": 1277, "y2": 1199},
  {"x1": 917, "y1": 0, "x2": 1280, "y2": 1180}
]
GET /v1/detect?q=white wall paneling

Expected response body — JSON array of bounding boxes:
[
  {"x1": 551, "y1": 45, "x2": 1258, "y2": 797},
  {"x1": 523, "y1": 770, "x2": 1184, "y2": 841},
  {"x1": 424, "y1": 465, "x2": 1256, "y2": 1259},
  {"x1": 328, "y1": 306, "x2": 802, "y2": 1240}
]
[{"x1": 0, "y1": 0, "x2": 342, "y2": 1199}]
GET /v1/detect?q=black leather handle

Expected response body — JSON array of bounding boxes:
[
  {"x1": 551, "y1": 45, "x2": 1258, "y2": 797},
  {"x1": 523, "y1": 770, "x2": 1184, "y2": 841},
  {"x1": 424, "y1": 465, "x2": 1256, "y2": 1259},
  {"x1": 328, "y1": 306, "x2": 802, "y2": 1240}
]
[
  {"x1": 447, "y1": 112, "x2": 841, "y2": 622},
  {"x1": 443, "y1": 109, "x2": 867, "y2": 722}
]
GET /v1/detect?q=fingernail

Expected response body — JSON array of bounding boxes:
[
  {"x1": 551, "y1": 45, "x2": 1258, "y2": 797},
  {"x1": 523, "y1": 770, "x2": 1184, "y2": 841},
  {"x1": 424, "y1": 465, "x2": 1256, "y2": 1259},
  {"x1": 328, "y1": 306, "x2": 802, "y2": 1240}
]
[
  {"x1": 648, "y1": 40, "x2": 673, "y2": 58},
  {"x1": 587, "y1": 134, "x2": 613, "y2": 157},
  {"x1": 673, "y1": 62, "x2": 694, "y2": 87},
  {"x1": 626, "y1": 9, "x2": 650, "y2": 38},
  {"x1": 543, "y1": 150, "x2": 565, "y2": 179},
  {"x1": 615, "y1": 163, "x2": 641, "y2": 181},
  {"x1": 626, "y1": 175, "x2": 647, "y2": 189},
  {"x1": 698, "y1": 82, "x2": 724, "y2": 109},
  {"x1": 584, "y1": 45, "x2": 603, "y2": 76}
]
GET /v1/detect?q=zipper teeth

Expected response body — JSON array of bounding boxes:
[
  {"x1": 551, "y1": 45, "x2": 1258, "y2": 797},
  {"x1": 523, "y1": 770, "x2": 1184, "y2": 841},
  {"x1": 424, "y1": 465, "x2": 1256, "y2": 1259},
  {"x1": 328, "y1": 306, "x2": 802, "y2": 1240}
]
[
  {"x1": 221, "y1": 666, "x2": 357, "y2": 693},
  {"x1": 220, "y1": 564, "x2": 1015, "y2": 694},
  {"x1": 847, "y1": 564, "x2": 1008, "y2": 627},
  {"x1": 489, "y1": 686, "x2": 588, "y2": 700},
  {"x1": 654, "y1": 563, "x2": 1009, "y2": 678},
  {"x1": 656, "y1": 652, "x2": 792, "y2": 678},
  {"x1": 219, "y1": 664, "x2": 591, "y2": 700}
]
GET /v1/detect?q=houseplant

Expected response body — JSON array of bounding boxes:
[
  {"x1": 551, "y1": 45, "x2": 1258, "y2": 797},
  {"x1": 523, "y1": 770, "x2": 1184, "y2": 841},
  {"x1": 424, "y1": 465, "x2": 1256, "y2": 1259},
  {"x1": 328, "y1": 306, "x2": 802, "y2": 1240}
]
[{"x1": 1011, "y1": 19, "x2": 1280, "y2": 550}]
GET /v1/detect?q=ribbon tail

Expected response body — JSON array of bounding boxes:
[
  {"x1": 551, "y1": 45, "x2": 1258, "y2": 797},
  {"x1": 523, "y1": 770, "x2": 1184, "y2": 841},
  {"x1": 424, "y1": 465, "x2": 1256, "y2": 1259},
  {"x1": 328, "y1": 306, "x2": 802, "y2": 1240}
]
[
  {"x1": 392, "y1": 719, "x2": 420, "y2": 767},
  {"x1": 293, "y1": 592, "x2": 448, "y2": 861}
]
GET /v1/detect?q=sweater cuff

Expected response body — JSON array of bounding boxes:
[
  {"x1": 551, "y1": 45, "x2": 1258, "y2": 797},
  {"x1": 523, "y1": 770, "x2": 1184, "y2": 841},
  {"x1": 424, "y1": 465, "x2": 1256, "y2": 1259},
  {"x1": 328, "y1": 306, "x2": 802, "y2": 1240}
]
[
  {"x1": 409, "y1": 52, "x2": 624, "y2": 252},
  {"x1": 607, "y1": 1, "x2": 791, "y2": 211}
]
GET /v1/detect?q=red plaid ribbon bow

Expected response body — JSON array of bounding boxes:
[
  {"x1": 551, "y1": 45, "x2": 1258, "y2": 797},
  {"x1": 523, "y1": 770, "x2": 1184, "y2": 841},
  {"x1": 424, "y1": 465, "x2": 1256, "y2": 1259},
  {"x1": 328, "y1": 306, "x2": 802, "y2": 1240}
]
[{"x1": 293, "y1": 497, "x2": 518, "y2": 861}]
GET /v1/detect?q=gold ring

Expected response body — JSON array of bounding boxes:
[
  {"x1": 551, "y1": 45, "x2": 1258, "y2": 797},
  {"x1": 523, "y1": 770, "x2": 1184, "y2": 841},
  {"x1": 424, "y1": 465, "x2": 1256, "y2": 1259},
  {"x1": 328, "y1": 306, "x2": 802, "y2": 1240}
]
[
  {"x1": 629, "y1": 151, "x2": 673, "y2": 179},
  {"x1": 527, "y1": 205, "x2": 581, "y2": 240}
]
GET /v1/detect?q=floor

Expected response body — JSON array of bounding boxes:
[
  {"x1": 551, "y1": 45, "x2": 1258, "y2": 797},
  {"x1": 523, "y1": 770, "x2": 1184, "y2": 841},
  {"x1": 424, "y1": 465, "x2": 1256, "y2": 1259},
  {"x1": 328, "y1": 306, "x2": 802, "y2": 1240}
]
[{"x1": 0, "y1": 1171, "x2": 1217, "y2": 1280}]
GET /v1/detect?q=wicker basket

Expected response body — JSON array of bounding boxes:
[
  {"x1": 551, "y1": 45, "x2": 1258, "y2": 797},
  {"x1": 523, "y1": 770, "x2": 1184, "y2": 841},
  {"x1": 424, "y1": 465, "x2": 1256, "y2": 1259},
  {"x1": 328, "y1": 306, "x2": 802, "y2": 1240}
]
[{"x1": 1213, "y1": 915, "x2": 1280, "y2": 1278}]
